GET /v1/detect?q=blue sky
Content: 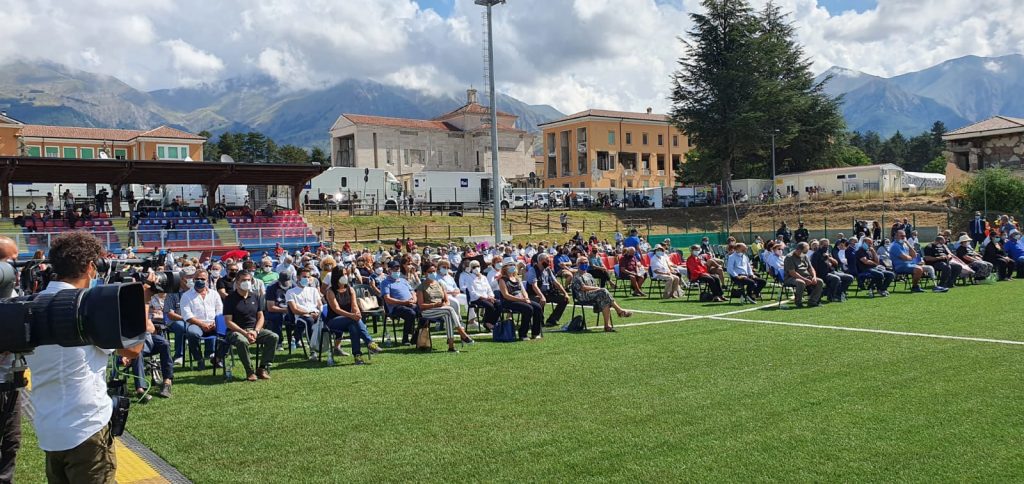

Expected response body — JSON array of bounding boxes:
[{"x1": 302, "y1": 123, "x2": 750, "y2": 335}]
[
  {"x1": 817, "y1": 0, "x2": 878, "y2": 15},
  {"x1": 416, "y1": 0, "x2": 454, "y2": 16}
]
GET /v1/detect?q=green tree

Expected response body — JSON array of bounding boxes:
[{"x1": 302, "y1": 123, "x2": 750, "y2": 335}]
[
  {"x1": 310, "y1": 146, "x2": 329, "y2": 165},
  {"x1": 670, "y1": 0, "x2": 761, "y2": 186},
  {"x1": 198, "y1": 130, "x2": 219, "y2": 161},
  {"x1": 277, "y1": 145, "x2": 309, "y2": 164},
  {"x1": 962, "y1": 168, "x2": 1024, "y2": 215},
  {"x1": 930, "y1": 121, "x2": 947, "y2": 148},
  {"x1": 921, "y1": 155, "x2": 946, "y2": 174},
  {"x1": 905, "y1": 132, "x2": 936, "y2": 171},
  {"x1": 670, "y1": 0, "x2": 844, "y2": 183},
  {"x1": 216, "y1": 132, "x2": 243, "y2": 161},
  {"x1": 879, "y1": 130, "x2": 907, "y2": 166},
  {"x1": 241, "y1": 132, "x2": 268, "y2": 162}
]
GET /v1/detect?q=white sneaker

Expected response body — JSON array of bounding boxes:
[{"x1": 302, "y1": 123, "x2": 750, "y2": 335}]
[{"x1": 173, "y1": 357, "x2": 183, "y2": 366}]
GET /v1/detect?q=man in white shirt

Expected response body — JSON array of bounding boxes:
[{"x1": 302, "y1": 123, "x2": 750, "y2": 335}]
[
  {"x1": 727, "y1": 243, "x2": 766, "y2": 304},
  {"x1": 650, "y1": 245, "x2": 683, "y2": 298},
  {"x1": 181, "y1": 269, "x2": 224, "y2": 371},
  {"x1": 286, "y1": 267, "x2": 324, "y2": 357},
  {"x1": 24, "y1": 232, "x2": 145, "y2": 483}
]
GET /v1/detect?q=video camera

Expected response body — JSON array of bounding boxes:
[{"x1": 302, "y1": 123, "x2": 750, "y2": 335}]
[{"x1": 0, "y1": 255, "x2": 180, "y2": 354}]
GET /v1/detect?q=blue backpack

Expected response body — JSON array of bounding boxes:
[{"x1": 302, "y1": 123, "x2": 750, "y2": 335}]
[{"x1": 492, "y1": 319, "x2": 517, "y2": 342}]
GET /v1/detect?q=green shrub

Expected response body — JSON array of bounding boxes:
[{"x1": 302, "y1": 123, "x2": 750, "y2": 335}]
[{"x1": 962, "y1": 168, "x2": 1024, "y2": 215}]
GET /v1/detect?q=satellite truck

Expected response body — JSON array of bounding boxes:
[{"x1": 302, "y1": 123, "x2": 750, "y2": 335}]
[
  {"x1": 412, "y1": 171, "x2": 513, "y2": 210},
  {"x1": 303, "y1": 167, "x2": 403, "y2": 211}
]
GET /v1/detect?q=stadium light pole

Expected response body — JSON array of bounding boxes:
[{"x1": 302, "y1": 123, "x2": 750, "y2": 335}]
[{"x1": 477, "y1": 0, "x2": 505, "y2": 245}]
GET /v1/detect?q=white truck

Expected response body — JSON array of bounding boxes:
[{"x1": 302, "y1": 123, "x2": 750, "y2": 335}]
[
  {"x1": 303, "y1": 167, "x2": 402, "y2": 211},
  {"x1": 412, "y1": 171, "x2": 513, "y2": 210}
]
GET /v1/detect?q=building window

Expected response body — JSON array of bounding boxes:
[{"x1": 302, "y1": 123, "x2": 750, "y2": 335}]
[
  {"x1": 80, "y1": 148, "x2": 95, "y2": 159},
  {"x1": 114, "y1": 149, "x2": 127, "y2": 160},
  {"x1": 62, "y1": 147, "x2": 77, "y2": 158},
  {"x1": 404, "y1": 149, "x2": 424, "y2": 166},
  {"x1": 580, "y1": 182, "x2": 586, "y2": 188},
  {"x1": 26, "y1": 146, "x2": 41, "y2": 157},
  {"x1": 44, "y1": 147, "x2": 59, "y2": 157},
  {"x1": 673, "y1": 135, "x2": 679, "y2": 147},
  {"x1": 656, "y1": 154, "x2": 665, "y2": 172},
  {"x1": 642, "y1": 133, "x2": 648, "y2": 145},
  {"x1": 657, "y1": 134, "x2": 663, "y2": 146},
  {"x1": 837, "y1": 175, "x2": 846, "y2": 179},
  {"x1": 560, "y1": 130, "x2": 571, "y2": 177},
  {"x1": 625, "y1": 132, "x2": 632, "y2": 145},
  {"x1": 576, "y1": 127, "x2": 587, "y2": 175},
  {"x1": 597, "y1": 151, "x2": 611, "y2": 171},
  {"x1": 386, "y1": 149, "x2": 394, "y2": 165},
  {"x1": 848, "y1": 174, "x2": 857, "y2": 179},
  {"x1": 608, "y1": 130, "x2": 615, "y2": 145},
  {"x1": 610, "y1": 180, "x2": 616, "y2": 188},
  {"x1": 546, "y1": 132, "x2": 557, "y2": 177},
  {"x1": 341, "y1": 177, "x2": 348, "y2": 188},
  {"x1": 156, "y1": 145, "x2": 188, "y2": 160}
]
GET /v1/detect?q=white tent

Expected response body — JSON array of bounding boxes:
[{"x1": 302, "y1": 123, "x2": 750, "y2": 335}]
[{"x1": 903, "y1": 172, "x2": 946, "y2": 190}]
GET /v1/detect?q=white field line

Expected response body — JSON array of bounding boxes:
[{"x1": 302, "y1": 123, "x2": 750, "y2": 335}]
[
  {"x1": 705, "y1": 315, "x2": 1024, "y2": 346},
  {"x1": 624, "y1": 309, "x2": 703, "y2": 318},
  {"x1": 618, "y1": 300, "x2": 1024, "y2": 347}
]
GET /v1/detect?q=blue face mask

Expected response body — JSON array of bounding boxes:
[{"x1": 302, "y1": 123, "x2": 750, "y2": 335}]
[
  {"x1": 391, "y1": 271, "x2": 401, "y2": 279},
  {"x1": 579, "y1": 263, "x2": 589, "y2": 271},
  {"x1": 428, "y1": 272, "x2": 439, "y2": 281},
  {"x1": 438, "y1": 268, "x2": 448, "y2": 276}
]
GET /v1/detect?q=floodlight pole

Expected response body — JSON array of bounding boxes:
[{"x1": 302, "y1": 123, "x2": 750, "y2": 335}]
[{"x1": 478, "y1": 0, "x2": 505, "y2": 245}]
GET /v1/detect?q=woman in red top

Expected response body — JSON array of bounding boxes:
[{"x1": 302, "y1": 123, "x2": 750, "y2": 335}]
[{"x1": 685, "y1": 245, "x2": 725, "y2": 302}]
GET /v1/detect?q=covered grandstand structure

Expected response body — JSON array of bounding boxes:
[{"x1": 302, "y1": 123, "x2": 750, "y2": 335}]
[{"x1": 0, "y1": 156, "x2": 327, "y2": 217}]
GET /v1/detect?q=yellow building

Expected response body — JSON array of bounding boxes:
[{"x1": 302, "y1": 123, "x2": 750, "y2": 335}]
[
  {"x1": 537, "y1": 109, "x2": 690, "y2": 189},
  {"x1": 0, "y1": 113, "x2": 205, "y2": 160}
]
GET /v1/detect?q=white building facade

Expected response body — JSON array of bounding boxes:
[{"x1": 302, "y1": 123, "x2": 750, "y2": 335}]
[{"x1": 329, "y1": 89, "x2": 535, "y2": 189}]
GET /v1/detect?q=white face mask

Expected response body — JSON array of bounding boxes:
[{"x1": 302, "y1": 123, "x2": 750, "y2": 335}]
[
  {"x1": 472, "y1": 267, "x2": 481, "y2": 275},
  {"x1": 239, "y1": 281, "x2": 252, "y2": 292}
]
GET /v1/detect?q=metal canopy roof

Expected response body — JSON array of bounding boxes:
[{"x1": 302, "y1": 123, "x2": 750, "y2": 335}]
[{"x1": 0, "y1": 157, "x2": 328, "y2": 186}]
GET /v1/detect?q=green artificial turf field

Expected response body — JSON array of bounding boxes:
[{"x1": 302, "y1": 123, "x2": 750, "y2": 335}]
[{"x1": 14, "y1": 279, "x2": 1024, "y2": 483}]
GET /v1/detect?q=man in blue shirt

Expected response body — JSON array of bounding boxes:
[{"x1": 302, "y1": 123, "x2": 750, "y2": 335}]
[
  {"x1": 1006, "y1": 231, "x2": 1024, "y2": 278},
  {"x1": 888, "y1": 230, "x2": 926, "y2": 293},
  {"x1": 623, "y1": 229, "x2": 641, "y2": 251},
  {"x1": 381, "y1": 260, "x2": 418, "y2": 345}
]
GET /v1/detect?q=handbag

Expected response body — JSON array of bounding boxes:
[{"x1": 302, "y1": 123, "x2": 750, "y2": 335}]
[
  {"x1": 415, "y1": 323, "x2": 433, "y2": 350},
  {"x1": 357, "y1": 295, "x2": 380, "y2": 312},
  {"x1": 492, "y1": 319, "x2": 517, "y2": 342}
]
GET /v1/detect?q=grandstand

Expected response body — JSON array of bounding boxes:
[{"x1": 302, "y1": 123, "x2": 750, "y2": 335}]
[
  {"x1": 21, "y1": 213, "x2": 121, "y2": 253},
  {"x1": 136, "y1": 210, "x2": 220, "y2": 249},
  {"x1": 227, "y1": 209, "x2": 317, "y2": 247}
]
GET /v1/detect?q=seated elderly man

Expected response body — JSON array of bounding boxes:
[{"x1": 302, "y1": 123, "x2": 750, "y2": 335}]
[
  {"x1": 855, "y1": 238, "x2": 894, "y2": 297},
  {"x1": 650, "y1": 244, "x2": 683, "y2": 299},
  {"x1": 923, "y1": 235, "x2": 961, "y2": 291},
  {"x1": 761, "y1": 241, "x2": 786, "y2": 281},
  {"x1": 686, "y1": 245, "x2": 725, "y2": 302},
  {"x1": 286, "y1": 267, "x2": 324, "y2": 358},
  {"x1": 223, "y1": 271, "x2": 278, "y2": 380},
  {"x1": 726, "y1": 243, "x2": 765, "y2": 304},
  {"x1": 888, "y1": 230, "x2": 926, "y2": 293},
  {"x1": 811, "y1": 239, "x2": 853, "y2": 302},
  {"x1": 618, "y1": 247, "x2": 647, "y2": 297},
  {"x1": 783, "y1": 242, "x2": 824, "y2": 308}
]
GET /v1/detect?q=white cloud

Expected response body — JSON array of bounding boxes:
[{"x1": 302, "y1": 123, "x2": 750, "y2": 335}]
[
  {"x1": 256, "y1": 47, "x2": 317, "y2": 90},
  {"x1": 161, "y1": 39, "x2": 225, "y2": 86},
  {"x1": 984, "y1": 60, "x2": 1003, "y2": 72},
  {"x1": 0, "y1": 0, "x2": 1020, "y2": 117}
]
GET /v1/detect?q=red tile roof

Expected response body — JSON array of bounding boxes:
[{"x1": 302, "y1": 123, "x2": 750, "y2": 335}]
[
  {"x1": 945, "y1": 116, "x2": 1024, "y2": 138},
  {"x1": 343, "y1": 114, "x2": 459, "y2": 132},
  {"x1": 20, "y1": 124, "x2": 205, "y2": 141},
  {"x1": 433, "y1": 102, "x2": 514, "y2": 120},
  {"x1": 539, "y1": 109, "x2": 671, "y2": 126}
]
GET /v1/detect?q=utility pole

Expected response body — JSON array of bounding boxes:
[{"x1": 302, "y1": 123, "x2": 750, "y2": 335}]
[{"x1": 477, "y1": 0, "x2": 506, "y2": 245}]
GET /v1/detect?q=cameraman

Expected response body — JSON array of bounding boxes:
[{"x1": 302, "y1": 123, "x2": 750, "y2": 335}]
[
  {"x1": 0, "y1": 237, "x2": 21, "y2": 483},
  {"x1": 24, "y1": 232, "x2": 145, "y2": 483}
]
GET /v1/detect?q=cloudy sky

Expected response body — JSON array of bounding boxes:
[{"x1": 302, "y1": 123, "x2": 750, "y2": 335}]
[{"x1": 0, "y1": 0, "x2": 1021, "y2": 114}]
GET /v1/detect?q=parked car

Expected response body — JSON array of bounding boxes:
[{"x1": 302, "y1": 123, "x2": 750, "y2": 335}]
[
  {"x1": 532, "y1": 192, "x2": 551, "y2": 208},
  {"x1": 511, "y1": 195, "x2": 532, "y2": 209}
]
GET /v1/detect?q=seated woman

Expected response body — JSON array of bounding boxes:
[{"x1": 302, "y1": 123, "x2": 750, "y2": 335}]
[
  {"x1": 417, "y1": 262, "x2": 474, "y2": 352},
  {"x1": 570, "y1": 256, "x2": 632, "y2": 332},
  {"x1": 587, "y1": 248, "x2": 615, "y2": 289},
  {"x1": 982, "y1": 233, "x2": 1015, "y2": 281},
  {"x1": 324, "y1": 267, "x2": 381, "y2": 365},
  {"x1": 497, "y1": 263, "x2": 544, "y2": 340},
  {"x1": 465, "y1": 260, "x2": 499, "y2": 330}
]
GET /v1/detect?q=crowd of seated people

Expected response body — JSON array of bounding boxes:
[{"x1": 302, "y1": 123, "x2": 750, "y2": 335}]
[{"x1": 17, "y1": 212, "x2": 1020, "y2": 404}]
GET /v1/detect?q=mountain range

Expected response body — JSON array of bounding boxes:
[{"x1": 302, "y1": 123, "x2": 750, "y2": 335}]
[
  {"x1": 0, "y1": 60, "x2": 564, "y2": 148},
  {"x1": 816, "y1": 54, "x2": 1024, "y2": 137}
]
